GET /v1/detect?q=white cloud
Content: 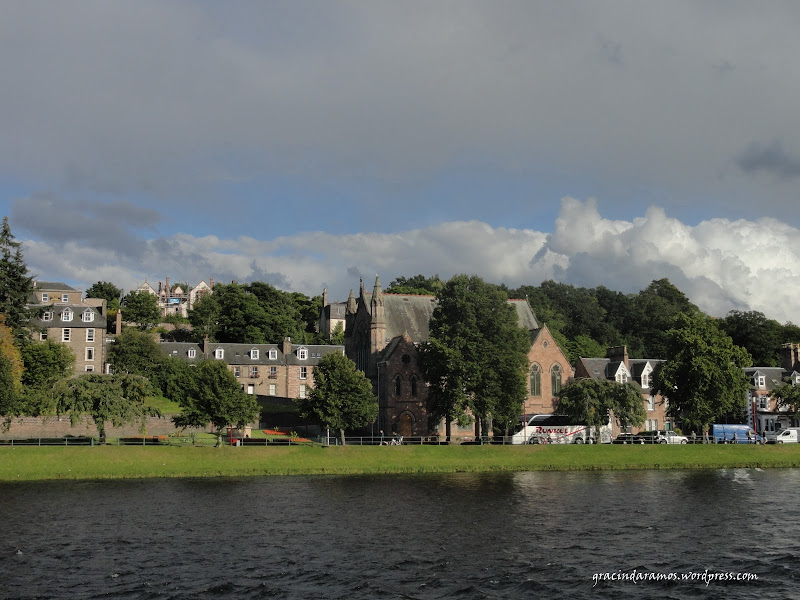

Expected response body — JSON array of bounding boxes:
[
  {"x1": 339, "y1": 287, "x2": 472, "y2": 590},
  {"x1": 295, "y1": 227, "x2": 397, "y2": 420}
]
[{"x1": 21, "y1": 198, "x2": 800, "y2": 325}]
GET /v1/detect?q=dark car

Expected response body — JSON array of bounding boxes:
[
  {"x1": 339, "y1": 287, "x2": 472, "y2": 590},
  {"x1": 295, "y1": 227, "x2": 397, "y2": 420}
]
[{"x1": 612, "y1": 433, "x2": 645, "y2": 444}]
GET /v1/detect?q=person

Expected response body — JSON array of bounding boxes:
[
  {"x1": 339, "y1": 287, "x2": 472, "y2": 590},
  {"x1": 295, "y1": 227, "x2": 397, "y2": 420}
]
[
  {"x1": 380, "y1": 430, "x2": 387, "y2": 445},
  {"x1": 732, "y1": 431, "x2": 738, "y2": 444},
  {"x1": 747, "y1": 429, "x2": 752, "y2": 443},
  {"x1": 703, "y1": 429, "x2": 710, "y2": 444},
  {"x1": 691, "y1": 430, "x2": 696, "y2": 444}
]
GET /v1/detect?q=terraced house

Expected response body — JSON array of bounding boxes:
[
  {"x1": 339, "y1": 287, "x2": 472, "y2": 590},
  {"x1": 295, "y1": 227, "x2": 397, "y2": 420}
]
[
  {"x1": 159, "y1": 336, "x2": 344, "y2": 399},
  {"x1": 28, "y1": 281, "x2": 108, "y2": 373}
]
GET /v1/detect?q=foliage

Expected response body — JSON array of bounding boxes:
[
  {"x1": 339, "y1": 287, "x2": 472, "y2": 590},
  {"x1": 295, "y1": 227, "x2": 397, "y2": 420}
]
[
  {"x1": 20, "y1": 339, "x2": 74, "y2": 388},
  {"x1": 85, "y1": 281, "x2": 123, "y2": 303},
  {"x1": 385, "y1": 274, "x2": 444, "y2": 296},
  {"x1": 420, "y1": 275, "x2": 530, "y2": 437},
  {"x1": 0, "y1": 316, "x2": 23, "y2": 416},
  {"x1": 556, "y1": 378, "x2": 646, "y2": 436},
  {"x1": 107, "y1": 328, "x2": 165, "y2": 377},
  {"x1": 652, "y1": 312, "x2": 751, "y2": 432},
  {"x1": 55, "y1": 373, "x2": 158, "y2": 439},
  {"x1": 718, "y1": 310, "x2": 784, "y2": 367},
  {"x1": 773, "y1": 383, "x2": 800, "y2": 416},
  {"x1": 189, "y1": 282, "x2": 317, "y2": 344},
  {"x1": 173, "y1": 360, "x2": 260, "y2": 445},
  {"x1": 122, "y1": 290, "x2": 161, "y2": 329},
  {"x1": 297, "y1": 351, "x2": 377, "y2": 445},
  {"x1": 0, "y1": 216, "x2": 35, "y2": 340}
]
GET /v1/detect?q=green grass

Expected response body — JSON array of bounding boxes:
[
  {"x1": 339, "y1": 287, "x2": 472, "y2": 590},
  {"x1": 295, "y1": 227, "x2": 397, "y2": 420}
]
[{"x1": 3, "y1": 444, "x2": 800, "y2": 482}]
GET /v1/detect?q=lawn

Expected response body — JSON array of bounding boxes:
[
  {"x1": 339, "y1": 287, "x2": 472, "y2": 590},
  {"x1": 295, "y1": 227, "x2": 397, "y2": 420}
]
[{"x1": 3, "y1": 443, "x2": 800, "y2": 482}]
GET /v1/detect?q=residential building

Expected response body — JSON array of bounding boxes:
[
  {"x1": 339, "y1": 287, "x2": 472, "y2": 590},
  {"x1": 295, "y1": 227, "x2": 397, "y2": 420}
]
[
  {"x1": 747, "y1": 343, "x2": 800, "y2": 436},
  {"x1": 574, "y1": 345, "x2": 668, "y2": 436},
  {"x1": 134, "y1": 276, "x2": 214, "y2": 318},
  {"x1": 318, "y1": 288, "x2": 347, "y2": 339},
  {"x1": 29, "y1": 281, "x2": 108, "y2": 373}
]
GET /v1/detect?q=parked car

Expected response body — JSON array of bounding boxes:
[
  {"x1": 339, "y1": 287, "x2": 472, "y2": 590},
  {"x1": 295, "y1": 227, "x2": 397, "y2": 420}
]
[
  {"x1": 774, "y1": 427, "x2": 800, "y2": 443},
  {"x1": 636, "y1": 430, "x2": 689, "y2": 444},
  {"x1": 612, "y1": 433, "x2": 645, "y2": 444}
]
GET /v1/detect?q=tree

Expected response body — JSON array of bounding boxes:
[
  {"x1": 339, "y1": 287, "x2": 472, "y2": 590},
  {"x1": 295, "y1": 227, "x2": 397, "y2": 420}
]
[
  {"x1": 420, "y1": 275, "x2": 530, "y2": 438},
  {"x1": 385, "y1": 274, "x2": 444, "y2": 295},
  {"x1": 718, "y1": 310, "x2": 783, "y2": 367},
  {"x1": 652, "y1": 312, "x2": 751, "y2": 432},
  {"x1": 173, "y1": 360, "x2": 260, "y2": 446},
  {"x1": 21, "y1": 340, "x2": 74, "y2": 388},
  {"x1": 556, "y1": 378, "x2": 646, "y2": 438},
  {"x1": 0, "y1": 315, "x2": 23, "y2": 417},
  {"x1": 55, "y1": 373, "x2": 158, "y2": 439},
  {"x1": 121, "y1": 290, "x2": 161, "y2": 329},
  {"x1": 296, "y1": 352, "x2": 377, "y2": 445},
  {"x1": 0, "y1": 216, "x2": 35, "y2": 340},
  {"x1": 107, "y1": 328, "x2": 165, "y2": 377},
  {"x1": 773, "y1": 383, "x2": 800, "y2": 416},
  {"x1": 85, "y1": 281, "x2": 123, "y2": 304}
]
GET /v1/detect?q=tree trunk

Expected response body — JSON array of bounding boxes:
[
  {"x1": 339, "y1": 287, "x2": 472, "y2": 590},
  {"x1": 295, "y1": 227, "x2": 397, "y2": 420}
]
[
  {"x1": 339, "y1": 428, "x2": 346, "y2": 446},
  {"x1": 445, "y1": 418, "x2": 451, "y2": 443}
]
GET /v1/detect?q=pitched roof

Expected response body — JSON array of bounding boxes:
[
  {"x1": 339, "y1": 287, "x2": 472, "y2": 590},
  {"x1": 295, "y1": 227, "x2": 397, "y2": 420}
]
[{"x1": 33, "y1": 281, "x2": 78, "y2": 292}]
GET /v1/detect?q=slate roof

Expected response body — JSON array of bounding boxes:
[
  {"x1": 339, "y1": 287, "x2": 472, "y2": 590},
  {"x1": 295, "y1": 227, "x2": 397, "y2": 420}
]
[
  {"x1": 158, "y1": 341, "x2": 343, "y2": 365},
  {"x1": 30, "y1": 305, "x2": 106, "y2": 328},
  {"x1": 33, "y1": 281, "x2": 79, "y2": 292},
  {"x1": 744, "y1": 366, "x2": 787, "y2": 392}
]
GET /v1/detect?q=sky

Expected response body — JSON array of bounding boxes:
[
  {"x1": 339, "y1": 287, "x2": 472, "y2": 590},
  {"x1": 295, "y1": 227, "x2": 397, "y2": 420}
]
[{"x1": 3, "y1": 1, "x2": 800, "y2": 323}]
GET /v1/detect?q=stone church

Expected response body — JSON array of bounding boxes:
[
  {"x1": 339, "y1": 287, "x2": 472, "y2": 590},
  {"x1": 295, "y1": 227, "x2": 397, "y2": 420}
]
[{"x1": 342, "y1": 276, "x2": 567, "y2": 438}]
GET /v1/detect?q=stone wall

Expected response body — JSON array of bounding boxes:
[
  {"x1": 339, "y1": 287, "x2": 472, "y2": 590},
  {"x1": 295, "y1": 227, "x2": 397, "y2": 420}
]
[{"x1": 1, "y1": 415, "x2": 210, "y2": 439}]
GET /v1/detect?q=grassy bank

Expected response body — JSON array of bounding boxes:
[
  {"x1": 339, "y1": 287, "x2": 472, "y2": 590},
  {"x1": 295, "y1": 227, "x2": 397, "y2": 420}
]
[{"x1": 4, "y1": 444, "x2": 800, "y2": 482}]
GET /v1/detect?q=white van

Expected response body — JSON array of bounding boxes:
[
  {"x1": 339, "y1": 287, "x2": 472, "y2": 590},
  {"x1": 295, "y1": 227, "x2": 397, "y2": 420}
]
[{"x1": 774, "y1": 427, "x2": 800, "y2": 443}]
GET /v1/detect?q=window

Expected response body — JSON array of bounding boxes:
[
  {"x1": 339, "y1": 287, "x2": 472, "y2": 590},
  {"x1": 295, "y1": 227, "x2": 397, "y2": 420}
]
[
  {"x1": 269, "y1": 349, "x2": 278, "y2": 360},
  {"x1": 85, "y1": 347, "x2": 95, "y2": 361},
  {"x1": 40, "y1": 331, "x2": 47, "y2": 341},
  {"x1": 298, "y1": 347, "x2": 308, "y2": 360},
  {"x1": 394, "y1": 375, "x2": 402, "y2": 396},
  {"x1": 647, "y1": 396, "x2": 655, "y2": 411},
  {"x1": 300, "y1": 366, "x2": 307, "y2": 380},
  {"x1": 86, "y1": 328, "x2": 95, "y2": 342},
  {"x1": 641, "y1": 371, "x2": 650, "y2": 389},
  {"x1": 530, "y1": 364, "x2": 541, "y2": 397},
  {"x1": 758, "y1": 375, "x2": 766, "y2": 388},
  {"x1": 61, "y1": 294, "x2": 69, "y2": 303},
  {"x1": 42, "y1": 311, "x2": 53, "y2": 322},
  {"x1": 61, "y1": 308, "x2": 73, "y2": 322},
  {"x1": 270, "y1": 366, "x2": 277, "y2": 377},
  {"x1": 188, "y1": 348, "x2": 196, "y2": 358},
  {"x1": 82, "y1": 309, "x2": 94, "y2": 322},
  {"x1": 250, "y1": 366, "x2": 259, "y2": 378},
  {"x1": 41, "y1": 293, "x2": 49, "y2": 302},
  {"x1": 62, "y1": 328, "x2": 71, "y2": 342},
  {"x1": 85, "y1": 365, "x2": 94, "y2": 372},
  {"x1": 269, "y1": 384, "x2": 277, "y2": 396},
  {"x1": 646, "y1": 419, "x2": 658, "y2": 430},
  {"x1": 233, "y1": 366, "x2": 241, "y2": 377},
  {"x1": 250, "y1": 348, "x2": 259, "y2": 360},
  {"x1": 214, "y1": 348, "x2": 224, "y2": 359},
  {"x1": 299, "y1": 384, "x2": 307, "y2": 399},
  {"x1": 616, "y1": 369, "x2": 628, "y2": 384},
  {"x1": 411, "y1": 375, "x2": 418, "y2": 397},
  {"x1": 551, "y1": 364, "x2": 562, "y2": 395},
  {"x1": 759, "y1": 397, "x2": 770, "y2": 410}
]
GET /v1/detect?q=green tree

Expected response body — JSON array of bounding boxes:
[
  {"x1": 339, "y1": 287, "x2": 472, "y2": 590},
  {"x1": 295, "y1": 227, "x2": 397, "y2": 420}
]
[
  {"x1": 0, "y1": 216, "x2": 35, "y2": 340},
  {"x1": 556, "y1": 378, "x2": 646, "y2": 439},
  {"x1": 718, "y1": 310, "x2": 783, "y2": 367},
  {"x1": 420, "y1": 275, "x2": 530, "y2": 439},
  {"x1": 652, "y1": 312, "x2": 751, "y2": 432},
  {"x1": 85, "y1": 281, "x2": 123, "y2": 304},
  {"x1": 296, "y1": 352, "x2": 377, "y2": 445},
  {"x1": 21, "y1": 339, "x2": 75, "y2": 388},
  {"x1": 0, "y1": 315, "x2": 23, "y2": 417},
  {"x1": 173, "y1": 360, "x2": 260, "y2": 446},
  {"x1": 122, "y1": 290, "x2": 161, "y2": 329},
  {"x1": 385, "y1": 274, "x2": 444, "y2": 295},
  {"x1": 55, "y1": 373, "x2": 158, "y2": 440},
  {"x1": 631, "y1": 279, "x2": 699, "y2": 358},
  {"x1": 773, "y1": 382, "x2": 800, "y2": 416},
  {"x1": 188, "y1": 292, "x2": 220, "y2": 340},
  {"x1": 107, "y1": 328, "x2": 165, "y2": 377}
]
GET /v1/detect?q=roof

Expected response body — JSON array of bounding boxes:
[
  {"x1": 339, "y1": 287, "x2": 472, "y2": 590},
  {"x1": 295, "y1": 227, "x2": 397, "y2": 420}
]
[
  {"x1": 33, "y1": 281, "x2": 79, "y2": 292},
  {"x1": 158, "y1": 341, "x2": 344, "y2": 365},
  {"x1": 745, "y1": 366, "x2": 787, "y2": 392},
  {"x1": 30, "y1": 305, "x2": 107, "y2": 328}
]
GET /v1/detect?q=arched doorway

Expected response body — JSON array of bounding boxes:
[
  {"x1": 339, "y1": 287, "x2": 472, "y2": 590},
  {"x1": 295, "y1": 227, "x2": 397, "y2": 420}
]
[{"x1": 398, "y1": 412, "x2": 414, "y2": 437}]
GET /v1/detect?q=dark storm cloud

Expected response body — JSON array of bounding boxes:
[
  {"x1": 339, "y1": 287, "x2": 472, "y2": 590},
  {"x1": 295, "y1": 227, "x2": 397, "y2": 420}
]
[{"x1": 737, "y1": 141, "x2": 800, "y2": 179}]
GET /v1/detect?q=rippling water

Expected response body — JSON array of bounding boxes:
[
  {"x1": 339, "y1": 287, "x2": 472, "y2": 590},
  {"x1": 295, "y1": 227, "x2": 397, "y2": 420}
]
[{"x1": 1, "y1": 469, "x2": 796, "y2": 599}]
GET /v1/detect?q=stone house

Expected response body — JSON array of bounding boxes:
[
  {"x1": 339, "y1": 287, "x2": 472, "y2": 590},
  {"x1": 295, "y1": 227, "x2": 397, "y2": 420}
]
[
  {"x1": 28, "y1": 281, "x2": 108, "y2": 373},
  {"x1": 573, "y1": 345, "x2": 668, "y2": 436},
  {"x1": 135, "y1": 276, "x2": 214, "y2": 318},
  {"x1": 746, "y1": 343, "x2": 800, "y2": 436}
]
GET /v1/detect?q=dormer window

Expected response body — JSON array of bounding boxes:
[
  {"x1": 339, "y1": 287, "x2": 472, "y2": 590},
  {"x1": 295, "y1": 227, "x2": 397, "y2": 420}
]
[
  {"x1": 42, "y1": 311, "x2": 53, "y2": 322},
  {"x1": 616, "y1": 371, "x2": 628, "y2": 384},
  {"x1": 188, "y1": 348, "x2": 196, "y2": 358},
  {"x1": 298, "y1": 347, "x2": 308, "y2": 360},
  {"x1": 250, "y1": 348, "x2": 259, "y2": 360},
  {"x1": 641, "y1": 371, "x2": 650, "y2": 389},
  {"x1": 82, "y1": 309, "x2": 94, "y2": 322},
  {"x1": 214, "y1": 348, "x2": 224, "y2": 360},
  {"x1": 61, "y1": 308, "x2": 73, "y2": 322},
  {"x1": 269, "y1": 349, "x2": 278, "y2": 360}
]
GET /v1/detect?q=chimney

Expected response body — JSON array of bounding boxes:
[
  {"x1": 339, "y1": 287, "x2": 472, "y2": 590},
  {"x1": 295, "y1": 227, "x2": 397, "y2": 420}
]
[
  {"x1": 210, "y1": 276, "x2": 214, "y2": 288},
  {"x1": 203, "y1": 334, "x2": 210, "y2": 359},
  {"x1": 115, "y1": 310, "x2": 122, "y2": 335},
  {"x1": 283, "y1": 336, "x2": 292, "y2": 356},
  {"x1": 606, "y1": 345, "x2": 629, "y2": 369},
  {"x1": 166, "y1": 276, "x2": 170, "y2": 294},
  {"x1": 781, "y1": 343, "x2": 799, "y2": 372}
]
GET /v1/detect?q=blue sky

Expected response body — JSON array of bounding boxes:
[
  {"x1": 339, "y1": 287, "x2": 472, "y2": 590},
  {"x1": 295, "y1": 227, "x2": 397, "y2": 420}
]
[{"x1": 3, "y1": 1, "x2": 800, "y2": 323}]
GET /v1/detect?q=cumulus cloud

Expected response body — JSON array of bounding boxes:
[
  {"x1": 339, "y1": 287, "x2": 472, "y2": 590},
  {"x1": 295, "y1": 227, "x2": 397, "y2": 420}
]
[{"x1": 18, "y1": 198, "x2": 800, "y2": 325}]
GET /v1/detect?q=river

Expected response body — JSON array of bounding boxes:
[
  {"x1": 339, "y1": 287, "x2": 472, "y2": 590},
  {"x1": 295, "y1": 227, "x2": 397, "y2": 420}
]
[{"x1": 1, "y1": 469, "x2": 796, "y2": 599}]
